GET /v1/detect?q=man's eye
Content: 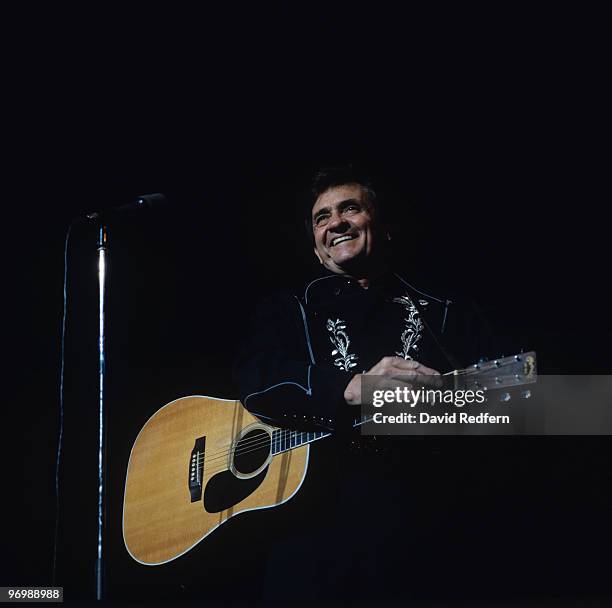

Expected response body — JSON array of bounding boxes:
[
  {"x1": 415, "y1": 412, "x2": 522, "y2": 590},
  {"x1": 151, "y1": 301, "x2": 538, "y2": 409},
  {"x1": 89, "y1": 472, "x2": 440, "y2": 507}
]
[{"x1": 314, "y1": 215, "x2": 329, "y2": 226}]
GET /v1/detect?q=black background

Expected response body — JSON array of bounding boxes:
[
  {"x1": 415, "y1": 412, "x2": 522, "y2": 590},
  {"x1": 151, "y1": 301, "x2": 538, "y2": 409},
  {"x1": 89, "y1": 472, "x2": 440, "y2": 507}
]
[{"x1": 4, "y1": 5, "x2": 610, "y2": 606}]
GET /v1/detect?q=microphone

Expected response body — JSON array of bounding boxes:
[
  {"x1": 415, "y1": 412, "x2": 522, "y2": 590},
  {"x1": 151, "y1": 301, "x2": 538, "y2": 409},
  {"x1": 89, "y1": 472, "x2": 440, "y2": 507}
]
[{"x1": 85, "y1": 193, "x2": 168, "y2": 221}]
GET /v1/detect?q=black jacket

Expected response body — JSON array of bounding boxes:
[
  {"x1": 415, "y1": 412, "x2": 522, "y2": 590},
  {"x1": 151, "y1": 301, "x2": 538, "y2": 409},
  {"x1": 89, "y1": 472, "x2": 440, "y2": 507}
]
[
  {"x1": 233, "y1": 273, "x2": 516, "y2": 601},
  {"x1": 234, "y1": 272, "x2": 493, "y2": 431}
]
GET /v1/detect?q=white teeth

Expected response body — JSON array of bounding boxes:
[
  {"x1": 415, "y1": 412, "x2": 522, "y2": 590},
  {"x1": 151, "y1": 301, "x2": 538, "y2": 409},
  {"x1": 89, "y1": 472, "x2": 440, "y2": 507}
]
[{"x1": 331, "y1": 235, "x2": 354, "y2": 246}]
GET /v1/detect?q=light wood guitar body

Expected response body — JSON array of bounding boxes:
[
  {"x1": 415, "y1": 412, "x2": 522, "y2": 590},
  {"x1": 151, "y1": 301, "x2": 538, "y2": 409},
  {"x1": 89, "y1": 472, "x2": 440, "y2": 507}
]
[
  {"x1": 123, "y1": 352, "x2": 536, "y2": 565},
  {"x1": 123, "y1": 396, "x2": 309, "y2": 565}
]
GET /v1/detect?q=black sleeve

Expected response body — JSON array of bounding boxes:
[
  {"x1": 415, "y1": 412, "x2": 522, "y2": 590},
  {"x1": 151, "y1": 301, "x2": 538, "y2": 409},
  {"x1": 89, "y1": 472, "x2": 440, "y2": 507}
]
[{"x1": 232, "y1": 293, "x2": 351, "y2": 430}]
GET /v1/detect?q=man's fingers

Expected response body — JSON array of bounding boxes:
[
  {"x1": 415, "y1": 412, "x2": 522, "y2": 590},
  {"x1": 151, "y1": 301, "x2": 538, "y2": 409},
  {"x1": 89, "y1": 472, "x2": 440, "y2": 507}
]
[
  {"x1": 367, "y1": 357, "x2": 441, "y2": 377},
  {"x1": 389, "y1": 357, "x2": 440, "y2": 376},
  {"x1": 369, "y1": 373, "x2": 443, "y2": 392}
]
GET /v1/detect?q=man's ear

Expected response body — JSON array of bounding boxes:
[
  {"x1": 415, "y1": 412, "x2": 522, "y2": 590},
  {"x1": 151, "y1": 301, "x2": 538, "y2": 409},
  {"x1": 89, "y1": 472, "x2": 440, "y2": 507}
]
[{"x1": 314, "y1": 248, "x2": 323, "y2": 264}]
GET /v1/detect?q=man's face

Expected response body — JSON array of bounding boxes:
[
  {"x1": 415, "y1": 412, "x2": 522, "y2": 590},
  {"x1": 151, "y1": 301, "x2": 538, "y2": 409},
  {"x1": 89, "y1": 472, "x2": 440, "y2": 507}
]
[{"x1": 311, "y1": 183, "x2": 380, "y2": 274}]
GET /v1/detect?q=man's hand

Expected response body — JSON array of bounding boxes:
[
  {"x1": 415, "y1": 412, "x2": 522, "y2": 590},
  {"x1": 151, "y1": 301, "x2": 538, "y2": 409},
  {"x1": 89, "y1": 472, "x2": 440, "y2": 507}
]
[{"x1": 343, "y1": 357, "x2": 441, "y2": 405}]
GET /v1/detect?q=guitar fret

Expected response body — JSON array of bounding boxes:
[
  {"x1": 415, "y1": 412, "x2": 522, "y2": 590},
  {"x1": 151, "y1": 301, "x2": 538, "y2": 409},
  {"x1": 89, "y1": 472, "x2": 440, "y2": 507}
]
[{"x1": 270, "y1": 428, "x2": 335, "y2": 454}]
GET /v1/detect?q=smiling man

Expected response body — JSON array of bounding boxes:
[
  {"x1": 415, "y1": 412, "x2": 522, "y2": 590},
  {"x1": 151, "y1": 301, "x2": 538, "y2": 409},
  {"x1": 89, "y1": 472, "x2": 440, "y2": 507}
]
[
  {"x1": 233, "y1": 165, "x2": 493, "y2": 603},
  {"x1": 311, "y1": 182, "x2": 383, "y2": 280},
  {"x1": 235, "y1": 166, "x2": 456, "y2": 429}
]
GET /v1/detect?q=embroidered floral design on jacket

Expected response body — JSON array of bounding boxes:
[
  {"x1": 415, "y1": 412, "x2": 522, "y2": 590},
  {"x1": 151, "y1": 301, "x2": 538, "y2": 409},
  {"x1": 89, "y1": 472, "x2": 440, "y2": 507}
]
[
  {"x1": 326, "y1": 318, "x2": 358, "y2": 371},
  {"x1": 392, "y1": 294, "x2": 423, "y2": 360}
]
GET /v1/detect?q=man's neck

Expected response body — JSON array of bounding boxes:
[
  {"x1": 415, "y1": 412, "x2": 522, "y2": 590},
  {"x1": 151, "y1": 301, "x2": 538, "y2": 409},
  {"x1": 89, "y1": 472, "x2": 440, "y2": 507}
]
[{"x1": 333, "y1": 262, "x2": 389, "y2": 290}]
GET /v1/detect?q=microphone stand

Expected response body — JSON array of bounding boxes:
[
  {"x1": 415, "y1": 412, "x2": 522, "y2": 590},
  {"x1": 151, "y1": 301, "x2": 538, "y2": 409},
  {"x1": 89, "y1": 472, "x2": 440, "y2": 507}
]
[
  {"x1": 82, "y1": 195, "x2": 164, "y2": 600},
  {"x1": 95, "y1": 225, "x2": 108, "y2": 600}
]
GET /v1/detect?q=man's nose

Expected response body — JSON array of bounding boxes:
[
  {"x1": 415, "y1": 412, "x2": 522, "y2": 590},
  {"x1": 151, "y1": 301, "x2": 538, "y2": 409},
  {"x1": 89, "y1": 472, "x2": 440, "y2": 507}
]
[{"x1": 328, "y1": 212, "x2": 349, "y2": 232}]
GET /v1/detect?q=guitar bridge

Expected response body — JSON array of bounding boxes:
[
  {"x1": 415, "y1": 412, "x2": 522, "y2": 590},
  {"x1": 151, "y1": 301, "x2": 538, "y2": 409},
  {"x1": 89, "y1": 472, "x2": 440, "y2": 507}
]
[{"x1": 188, "y1": 436, "x2": 206, "y2": 502}]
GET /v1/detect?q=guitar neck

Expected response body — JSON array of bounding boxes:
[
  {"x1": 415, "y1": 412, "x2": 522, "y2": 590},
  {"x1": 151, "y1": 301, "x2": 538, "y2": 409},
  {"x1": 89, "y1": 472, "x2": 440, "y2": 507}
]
[
  {"x1": 270, "y1": 351, "x2": 537, "y2": 456},
  {"x1": 270, "y1": 428, "x2": 332, "y2": 455}
]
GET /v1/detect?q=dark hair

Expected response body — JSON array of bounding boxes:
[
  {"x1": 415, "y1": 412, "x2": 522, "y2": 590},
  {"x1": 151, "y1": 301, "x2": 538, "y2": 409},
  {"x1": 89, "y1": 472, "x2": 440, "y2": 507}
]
[{"x1": 304, "y1": 165, "x2": 384, "y2": 241}]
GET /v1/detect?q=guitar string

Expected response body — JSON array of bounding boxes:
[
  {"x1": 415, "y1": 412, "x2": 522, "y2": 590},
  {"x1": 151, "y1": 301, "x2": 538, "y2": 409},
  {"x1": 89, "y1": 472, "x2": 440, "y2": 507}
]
[
  {"x1": 200, "y1": 400, "x2": 437, "y2": 468},
  {"x1": 193, "y1": 446, "x2": 317, "y2": 484},
  {"x1": 199, "y1": 393, "x2": 447, "y2": 473},
  {"x1": 201, "y1": 362, "x2": 513, "y2": 463},
  {"x1": 201, "y1": 428, "x2": 325, "y2": 468},
  {"x1": 197, "y1": 426, "x2": 326, "y2": 463},
  {"x1": 196, "y1": 381, "x2": 504, "y2": 476},
  {"x1": 196, "y1": 381, "x2": 526, "y2": 477},
  {"x1": 199, "y1": 366, "x2": 489, "y2": 463},
  {"x1": 199, "y1": 364, "x2": 508, "y2": 465},
  {"x1": 199, "y1": 408, "x2": 390, "y2": 464},
  {"x1": 198, "y1": 394, "x2": 487, "y2": 475},
  {"x1": 195, "y1": 425, "x2": 339, "y2": 477},
  {"x1": 198, "y1": 436, "x2": 323, "y2": 477},
  {"x1": 192, "y1": 364, "x2": 525, "y2": 472}
]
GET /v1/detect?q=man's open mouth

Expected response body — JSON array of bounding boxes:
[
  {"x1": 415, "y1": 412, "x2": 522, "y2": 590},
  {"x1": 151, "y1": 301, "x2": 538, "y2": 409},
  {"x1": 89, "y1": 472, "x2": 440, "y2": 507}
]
[{"x1": 330, "y1": 235, "x2": 356, "y2": 247}]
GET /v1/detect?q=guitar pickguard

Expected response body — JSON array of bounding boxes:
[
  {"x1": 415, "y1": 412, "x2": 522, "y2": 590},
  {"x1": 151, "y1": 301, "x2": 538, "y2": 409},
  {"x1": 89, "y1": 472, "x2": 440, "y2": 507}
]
[{"x1": 204, "y1": 467, "x2": 269, "y2": 513}]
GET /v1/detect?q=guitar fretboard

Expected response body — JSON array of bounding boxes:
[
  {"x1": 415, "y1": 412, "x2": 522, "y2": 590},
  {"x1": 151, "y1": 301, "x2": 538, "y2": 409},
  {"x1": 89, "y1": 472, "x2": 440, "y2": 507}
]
[
  {"x1": 266, "y1": 349, "x2": 536, "y2": 457},
  {"x1": 270, "y1": 415, "x2": 375, "y2": 455},
  {"x1": 271, "y1": 428, "x2": 331, "y2": 455}
]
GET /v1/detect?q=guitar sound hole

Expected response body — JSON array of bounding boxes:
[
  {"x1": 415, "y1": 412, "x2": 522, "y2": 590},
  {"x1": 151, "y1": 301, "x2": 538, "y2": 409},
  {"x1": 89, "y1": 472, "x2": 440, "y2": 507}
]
[{"x1": 233, "y1": 429, "x2": 271, "y2": 475}]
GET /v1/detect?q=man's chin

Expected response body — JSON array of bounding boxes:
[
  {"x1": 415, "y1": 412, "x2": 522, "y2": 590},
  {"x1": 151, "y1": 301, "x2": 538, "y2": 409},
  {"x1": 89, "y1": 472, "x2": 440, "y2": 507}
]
[{"x1": 327, "y1": 253, "x2": 366, "y2": 274}]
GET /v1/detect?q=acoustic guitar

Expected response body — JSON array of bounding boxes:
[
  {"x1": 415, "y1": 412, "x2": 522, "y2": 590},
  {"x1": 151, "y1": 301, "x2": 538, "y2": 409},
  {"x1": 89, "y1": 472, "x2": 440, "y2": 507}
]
[{"x1": 123, "y1": 352, "x2": 536, "y2": 565}]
